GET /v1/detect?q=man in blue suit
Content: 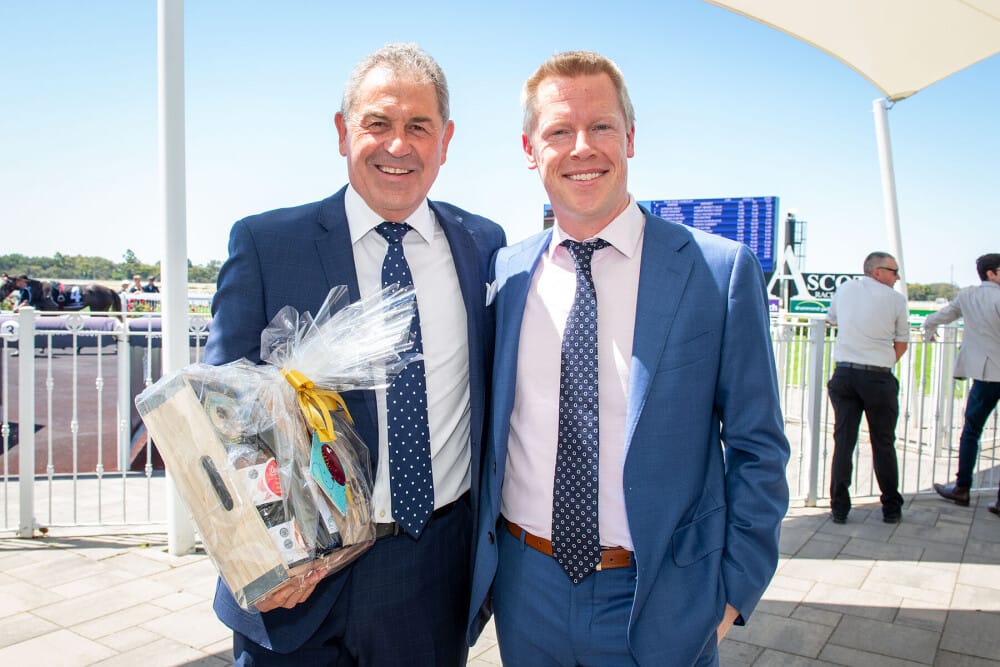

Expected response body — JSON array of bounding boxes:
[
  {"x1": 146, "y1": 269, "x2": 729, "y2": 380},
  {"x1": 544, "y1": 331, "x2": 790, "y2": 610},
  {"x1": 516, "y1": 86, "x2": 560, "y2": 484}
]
[
  {"x1": 205, "y1": 43, "x2": 505, "y2": 666},
  {"x1": 467, "y1": 51, "x2": 789, "y2": 666}
]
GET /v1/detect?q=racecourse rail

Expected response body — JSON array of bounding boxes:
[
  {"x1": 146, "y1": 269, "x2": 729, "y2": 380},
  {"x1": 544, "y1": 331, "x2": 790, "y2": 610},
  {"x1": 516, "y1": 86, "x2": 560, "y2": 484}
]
[{"x1": 0, "y1": 308, "x2": 997, "y2": 537}]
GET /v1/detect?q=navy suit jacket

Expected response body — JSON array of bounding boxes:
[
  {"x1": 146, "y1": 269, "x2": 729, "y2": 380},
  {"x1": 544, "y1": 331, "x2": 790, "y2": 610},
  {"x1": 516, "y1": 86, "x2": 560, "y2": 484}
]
[
  {"x1": 468, "y1": 208, "x2": 790, "y2": 665},
  {"x1": 204, "y1": 185, "x2": 505, "y2": 652}
]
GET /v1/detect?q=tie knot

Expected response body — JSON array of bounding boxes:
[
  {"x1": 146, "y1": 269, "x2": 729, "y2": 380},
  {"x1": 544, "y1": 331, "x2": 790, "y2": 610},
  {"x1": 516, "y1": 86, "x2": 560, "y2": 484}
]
[
  {"x1": 562, "y1": 239, "x2": 610, "y2": 269},
  {"x1": 376, "y1": 222, "x2": 411, "y2": 245}
]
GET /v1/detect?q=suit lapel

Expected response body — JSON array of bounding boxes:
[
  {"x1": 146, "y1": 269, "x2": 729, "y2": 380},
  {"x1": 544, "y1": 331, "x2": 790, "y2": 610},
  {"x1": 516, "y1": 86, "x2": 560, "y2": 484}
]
[
  {"x1": 625, "y1": 214, "x2": 694, "y2": 458},
  {"x1": 492, "y1": 231, "x2": 551, "y2": 485},
  {"x1": 312, "y1": 188, "x2": 379, "y2": 458}
]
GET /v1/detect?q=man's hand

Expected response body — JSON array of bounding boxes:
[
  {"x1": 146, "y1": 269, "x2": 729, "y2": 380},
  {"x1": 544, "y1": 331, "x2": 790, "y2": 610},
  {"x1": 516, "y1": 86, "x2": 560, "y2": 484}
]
[
  {"x1": 253, "y1": 566, "x2": 329, "y2": 612},
  {"x1": 716, "y1": 603, "x2": 740, "y2": 644}
]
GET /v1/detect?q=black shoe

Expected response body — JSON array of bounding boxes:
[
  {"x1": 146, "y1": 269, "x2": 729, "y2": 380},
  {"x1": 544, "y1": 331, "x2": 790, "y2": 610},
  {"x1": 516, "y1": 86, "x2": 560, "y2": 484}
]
[
  {"x1": 933, "y1": 483, "x2": 970, "y2": 506},
  {"x1": 831, "y1": 513, "x2": 847, "y2": 524},
  {"x1": 883, "y1": 513, "x2": 901, "y2": 524},
  {"x1": 989, "y1": 503, "x2": 999, "y2": 516}
]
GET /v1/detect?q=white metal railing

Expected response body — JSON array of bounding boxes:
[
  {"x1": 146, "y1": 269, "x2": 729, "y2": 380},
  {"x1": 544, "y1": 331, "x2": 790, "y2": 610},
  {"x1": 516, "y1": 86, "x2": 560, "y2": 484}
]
[
  {"x1": 773, "y1": 314, "x2": 998, "y2": 506},
  {"x1": 0, "y1": 307, "x2": 209, "y2": 536},
  {"x1": 2, "y1": 309, "x2": 997, "y2": 536}
]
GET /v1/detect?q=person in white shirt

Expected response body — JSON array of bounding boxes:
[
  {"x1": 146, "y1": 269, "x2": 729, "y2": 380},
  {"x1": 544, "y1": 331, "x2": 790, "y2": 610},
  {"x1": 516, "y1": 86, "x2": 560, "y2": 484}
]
[
  {"x1": 826, "y1": 252, "x2": 909, "y2": 524},
  {"x1": 926, "y1": 253, "x2": 1000, "y2": 515}
]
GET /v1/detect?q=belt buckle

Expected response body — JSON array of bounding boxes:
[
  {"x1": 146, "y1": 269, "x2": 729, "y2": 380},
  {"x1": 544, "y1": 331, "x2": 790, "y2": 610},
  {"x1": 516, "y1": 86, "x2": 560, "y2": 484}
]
[{"x1": 595, "y1": 561, "x2": 603, "y2": 572}]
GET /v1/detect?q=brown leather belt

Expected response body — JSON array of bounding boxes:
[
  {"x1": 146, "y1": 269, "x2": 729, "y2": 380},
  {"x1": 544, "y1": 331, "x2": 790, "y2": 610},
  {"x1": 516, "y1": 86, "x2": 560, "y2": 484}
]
[{"x1": 504, "y1": 519, "x2": 632, "y2": 571}]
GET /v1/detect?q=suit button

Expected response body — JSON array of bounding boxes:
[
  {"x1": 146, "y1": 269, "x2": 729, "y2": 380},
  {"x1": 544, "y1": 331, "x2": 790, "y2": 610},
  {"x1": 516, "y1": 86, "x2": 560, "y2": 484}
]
[
  {"x1": 492, "y1": 462, "x2": 496, "y2": 473},
  {"x1": 488, "y1": 531, "x2": 494, "y2": 544}
]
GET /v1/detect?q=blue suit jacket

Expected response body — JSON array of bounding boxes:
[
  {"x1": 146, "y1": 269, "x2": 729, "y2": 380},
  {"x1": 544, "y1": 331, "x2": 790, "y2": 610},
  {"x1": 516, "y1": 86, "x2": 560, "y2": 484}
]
[
  {"x1": 204, "y1": 185, "x2": 505, "y2": 653},
  {"x1": 468, "y1": 208, "x2": 789, "y2": 665}
]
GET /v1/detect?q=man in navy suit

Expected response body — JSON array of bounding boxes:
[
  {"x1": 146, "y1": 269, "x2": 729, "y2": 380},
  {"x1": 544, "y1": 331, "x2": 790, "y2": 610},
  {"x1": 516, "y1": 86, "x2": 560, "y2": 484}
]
[
  {"x1": 467, "y1": 51, "x2": 789, "y2": 665},
  {"x1": 205, "y1": 43, "x2": 505, "y2": 666}
]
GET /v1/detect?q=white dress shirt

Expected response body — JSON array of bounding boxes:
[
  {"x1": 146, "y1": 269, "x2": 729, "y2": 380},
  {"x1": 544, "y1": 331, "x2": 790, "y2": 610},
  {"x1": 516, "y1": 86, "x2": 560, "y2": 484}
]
[
  {"x1": 827, "y1": 276, "x2": 909, "y2": 368},
  {"x1": 923, "y1": 280, "x2": 1000, "y2": 381},
  {"x1": 501, "y1": 196, "x2": 644, "y2": 551},
  {"x1": 344, "y1": 186, "x2": 471, "y2": 522}
]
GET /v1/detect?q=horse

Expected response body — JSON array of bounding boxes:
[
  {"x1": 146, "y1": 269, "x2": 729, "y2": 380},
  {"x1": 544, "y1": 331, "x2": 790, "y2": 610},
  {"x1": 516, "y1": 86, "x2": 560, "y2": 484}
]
[{"x1": 1, "y1": 273, "x2": 122, "y2": 313}]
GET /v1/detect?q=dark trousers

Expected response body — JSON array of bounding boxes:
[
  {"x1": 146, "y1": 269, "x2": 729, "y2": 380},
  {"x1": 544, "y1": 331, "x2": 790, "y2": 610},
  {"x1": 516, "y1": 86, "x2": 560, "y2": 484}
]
[
  {"x1": 828, "y1": 366, "x2": 904, "y2": 517},
  {"x1": 955, "y1": 380, "x2": 1000, "y2": 488},
  {"x1": 233, "y1": 496, "x2": 472, "y2": 667}
]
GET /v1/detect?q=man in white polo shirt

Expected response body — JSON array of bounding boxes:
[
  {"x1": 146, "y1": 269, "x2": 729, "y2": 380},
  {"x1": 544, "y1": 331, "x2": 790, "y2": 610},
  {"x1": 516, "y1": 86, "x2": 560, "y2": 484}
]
[{"x1": 826, "y1": 252, "x2": 909, "y2": 524}]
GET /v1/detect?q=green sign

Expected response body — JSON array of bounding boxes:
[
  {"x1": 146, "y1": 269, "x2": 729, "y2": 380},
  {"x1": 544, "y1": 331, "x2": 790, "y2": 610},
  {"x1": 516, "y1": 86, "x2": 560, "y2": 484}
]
[{"x1": 790, "y1": 297, "x2": 830, "y2": 314}]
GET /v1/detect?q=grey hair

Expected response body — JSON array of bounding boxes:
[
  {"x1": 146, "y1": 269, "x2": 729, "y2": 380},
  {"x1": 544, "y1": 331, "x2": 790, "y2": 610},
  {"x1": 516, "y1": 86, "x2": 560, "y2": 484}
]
[
  {"x1": 341, "y1": 43, "x2": 450, "y2": 122},
  {"x1": 521, "y1": 50, "x2": 635, "y2": 135},
  {"x1": 863, "y1": 251, "x2": 895, "y2": 276}
]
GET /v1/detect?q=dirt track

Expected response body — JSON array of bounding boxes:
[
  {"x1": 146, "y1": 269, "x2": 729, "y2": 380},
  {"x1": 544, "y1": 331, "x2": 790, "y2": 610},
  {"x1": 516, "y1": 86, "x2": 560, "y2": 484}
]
[{"x1": 1, "y1": 342, "x2": 159, "y2": 476}]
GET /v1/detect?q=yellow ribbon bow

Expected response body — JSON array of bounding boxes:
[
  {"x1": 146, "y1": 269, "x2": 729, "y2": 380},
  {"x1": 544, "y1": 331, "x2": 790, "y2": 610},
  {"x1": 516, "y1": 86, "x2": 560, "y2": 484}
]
[{"x1": 281, "y1": 368, "x2": 354, "y2": 442}]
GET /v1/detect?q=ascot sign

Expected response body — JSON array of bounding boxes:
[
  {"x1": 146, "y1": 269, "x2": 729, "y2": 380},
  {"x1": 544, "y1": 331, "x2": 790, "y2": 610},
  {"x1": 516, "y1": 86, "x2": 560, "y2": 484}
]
[{"x1": 802, "y1": 272, "x2": 860, "y2": 299}]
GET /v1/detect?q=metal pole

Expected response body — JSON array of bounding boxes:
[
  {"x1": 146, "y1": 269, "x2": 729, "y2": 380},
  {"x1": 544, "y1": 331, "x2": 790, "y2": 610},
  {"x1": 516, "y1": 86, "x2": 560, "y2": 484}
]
[
  {"x1": 159, "y1": 0, "x2": 196, "y2": 554},
  {"x1": 872, "y1": 98, "x2": 908, "y2": 299},
  {"x1": 805, "y1": 318, "x2": 827, "y2": 507},
  {"x1": 17, "y1": 308, "x2": 36, "y2": 537}
]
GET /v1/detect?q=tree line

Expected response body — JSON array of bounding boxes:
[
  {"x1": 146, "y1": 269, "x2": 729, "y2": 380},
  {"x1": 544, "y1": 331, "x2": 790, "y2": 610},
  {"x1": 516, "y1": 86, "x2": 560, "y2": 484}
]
[{"x1": 1, "y1": 250, "x2": 221, "y2": 285}]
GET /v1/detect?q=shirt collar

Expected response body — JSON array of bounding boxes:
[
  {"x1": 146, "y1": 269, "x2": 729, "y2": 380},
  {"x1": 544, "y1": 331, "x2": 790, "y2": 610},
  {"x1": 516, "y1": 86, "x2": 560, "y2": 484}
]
[
  {"x1": 345, "y1": 184, "x2": 434, "y2": 245},
  {"x1": 547, "y1": 194, "x2": 644, "y2": 260}
]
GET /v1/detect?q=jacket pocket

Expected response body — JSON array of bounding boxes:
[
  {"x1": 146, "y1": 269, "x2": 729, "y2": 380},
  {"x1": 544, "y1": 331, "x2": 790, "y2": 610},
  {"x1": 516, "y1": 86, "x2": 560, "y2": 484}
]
[{"x1": 671, "y1": 505, "x2": 726, "y2": 567}]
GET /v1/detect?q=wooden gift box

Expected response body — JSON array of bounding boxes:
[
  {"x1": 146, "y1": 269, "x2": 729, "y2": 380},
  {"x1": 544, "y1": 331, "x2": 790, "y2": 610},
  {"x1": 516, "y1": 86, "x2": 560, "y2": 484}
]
[{"x1": 136, "y1": 368, "x2": 373, "y2": 609}]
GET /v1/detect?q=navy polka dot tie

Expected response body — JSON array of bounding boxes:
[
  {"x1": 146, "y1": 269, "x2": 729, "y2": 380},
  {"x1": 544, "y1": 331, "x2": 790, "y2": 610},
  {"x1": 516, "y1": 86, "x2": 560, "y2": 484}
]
[
  {"x1": 376, "y1": 222, "x2": 434, "y2": 538},
  {"x1": 552, "y1": 238, "x2": 609, "y2": 583}
]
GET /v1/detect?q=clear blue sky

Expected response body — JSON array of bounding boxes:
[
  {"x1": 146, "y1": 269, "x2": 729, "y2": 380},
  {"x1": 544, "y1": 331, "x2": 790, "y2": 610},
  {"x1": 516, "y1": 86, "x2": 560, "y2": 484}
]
[{"x1": 2, "y1": 1, "x2": 998, "y2": 286}]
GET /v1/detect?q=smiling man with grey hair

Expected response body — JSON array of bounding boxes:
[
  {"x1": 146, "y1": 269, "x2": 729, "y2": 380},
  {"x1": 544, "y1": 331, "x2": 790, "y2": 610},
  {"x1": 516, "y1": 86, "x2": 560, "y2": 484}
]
[{"x1": 206, "y1": 42, "x2": 505, "y2": 666}]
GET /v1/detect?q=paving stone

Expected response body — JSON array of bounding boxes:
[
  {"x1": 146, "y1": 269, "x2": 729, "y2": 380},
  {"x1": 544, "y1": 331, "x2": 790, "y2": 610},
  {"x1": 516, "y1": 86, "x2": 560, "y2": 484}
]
[
  {"x1": 723, "y1": 610, "x2": 833, "y2": 658},
  {"x1": 717, "y1": 638, "x2": 762, "y2": 666},
  {"x1": 861, "y1": 560, "x2": 958, "y2": 602},
  {"x1": 827, "y1": 614, "x2": 939, "y2": 663},
  {"x1": 819, "y1": 643, "x2": 929, "y2": 667},
  {"x1": 87, "y1": 636, "x2": 211, "y2": 667},
  {"x1": 958, "y1": 563, "x2": 1000, "y2": 593},
  {"x1": 797, "y1": 537, "x2": 848, "y2": 559},
  {"x1": 48, "y1": 569, "x2": 135, "y2": 599},
  {"x1": 940, "y1": 609, "x2": 1000, "y2": 663},
  {"x1": 802, "y1": 582, "x2": 901, "y2": 622},
  {"x1": 894, "y1": 599, "x2": 949, "y2": 632},
  {"x1": 934, "y1": 649, "x2": 1000, "y2": 666},
  {"x1": 841, "y1": 536, "x2": 924, "y2": 561},
  {"x1": 100, "y1": 550, "x2": 174, "y2": 578},
  {"x1": 95, "y1": 626, "x2": 161, "y2": 653},
  {"x1": 893, "y1": 520, "x2": 971, "y2": 545},
  {"x1": 0, "y1": 580, "x2": 64, "y2": 618},
  {"x1": 780, "y1": 558, "x2": 871, "y2": 588},
  {"x1": 70, "y1": 603, "x2": 165, "y2": 640},
  {"x1": 750, "y1": 648, "x2": 841, "y2": 665},
  {"x1": 0, "y1": 628, "x2": 116, "y2": 666},
  {"x1": 951, "y1": 583, "x2": 1000, "y2": 612},
  {"x1": 32, "y1": 576, "x2": 179, "y2": 626},
  {"x1": 790, "y1": 606, "x2": 842, "y2": 627},
  {"x1": 139, "y1": 605, "x2": 229, "y2": 650},
  {"x1": 964, "y1": 539, "x2": 1000, "y2": 565},
  {"x1": 0, "y1": 612, "x2": 59, "y2": 649},
  {"x1": 768, "y1": 573, "x2": 817, "y2": 593},
  {"x1": 779, "y1": 525, "x2": 816, "y2": 555}
]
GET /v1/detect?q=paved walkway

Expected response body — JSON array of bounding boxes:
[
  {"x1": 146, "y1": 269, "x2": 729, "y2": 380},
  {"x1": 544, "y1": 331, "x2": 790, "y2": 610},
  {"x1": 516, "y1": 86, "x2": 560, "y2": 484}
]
[{"x1": 1, "y1": 493, "x2": 998, "y2": 666}]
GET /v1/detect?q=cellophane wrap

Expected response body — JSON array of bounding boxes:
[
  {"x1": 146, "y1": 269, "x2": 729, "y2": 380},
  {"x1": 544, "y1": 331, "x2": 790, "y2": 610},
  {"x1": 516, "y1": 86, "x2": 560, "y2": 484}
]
[{"x1": 135, "y1": 285, "x2": 418, "y2": 610}]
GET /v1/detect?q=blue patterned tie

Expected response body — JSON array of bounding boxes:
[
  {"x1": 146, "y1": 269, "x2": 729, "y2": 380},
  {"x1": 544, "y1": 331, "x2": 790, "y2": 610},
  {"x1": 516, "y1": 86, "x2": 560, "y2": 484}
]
[
  {"x1": 552, "y1": 238, "x2": 609, "y2": 583},
  {"x1": 376, "y1": 222, "x2": 434, "y2": 538}
]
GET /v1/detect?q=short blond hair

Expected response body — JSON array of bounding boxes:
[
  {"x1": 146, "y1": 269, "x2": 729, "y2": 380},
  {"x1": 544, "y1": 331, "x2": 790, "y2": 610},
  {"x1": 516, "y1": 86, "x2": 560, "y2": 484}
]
[{"x1": 521, "y1": 50, "x2": 635, "y2": 135}]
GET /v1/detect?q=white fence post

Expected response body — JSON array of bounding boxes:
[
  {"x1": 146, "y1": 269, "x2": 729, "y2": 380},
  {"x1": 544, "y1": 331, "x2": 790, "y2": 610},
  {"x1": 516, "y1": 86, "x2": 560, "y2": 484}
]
[
  {"x1": 17, "y1": 307, "x2": 36, "y2": 537},
  {"x1": 117, "y1": 319, "x2": 131, "y2": 471},
  {"x1": 805, "y1": 319, "x2": 827, "y2": 507}
]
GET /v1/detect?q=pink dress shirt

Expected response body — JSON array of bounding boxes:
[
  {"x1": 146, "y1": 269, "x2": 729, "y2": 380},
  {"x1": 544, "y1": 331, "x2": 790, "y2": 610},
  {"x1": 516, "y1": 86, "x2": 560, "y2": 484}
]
[{"x1": 500, "y1": 197, "x2": 644, "y2": 550}]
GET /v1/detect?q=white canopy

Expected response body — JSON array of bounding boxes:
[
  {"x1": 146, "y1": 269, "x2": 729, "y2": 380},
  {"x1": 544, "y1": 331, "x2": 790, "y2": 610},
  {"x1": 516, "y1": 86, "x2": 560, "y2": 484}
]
[{"x1": 706, "y1": 0, "x2": 1000, "y2": 101}]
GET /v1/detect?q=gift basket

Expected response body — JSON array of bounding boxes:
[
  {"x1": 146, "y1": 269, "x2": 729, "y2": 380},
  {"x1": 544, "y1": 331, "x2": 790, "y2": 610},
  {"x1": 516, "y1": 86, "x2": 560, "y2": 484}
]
[{"x1": 135, "y1": 285, "x2": 417, "y2": 609}]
